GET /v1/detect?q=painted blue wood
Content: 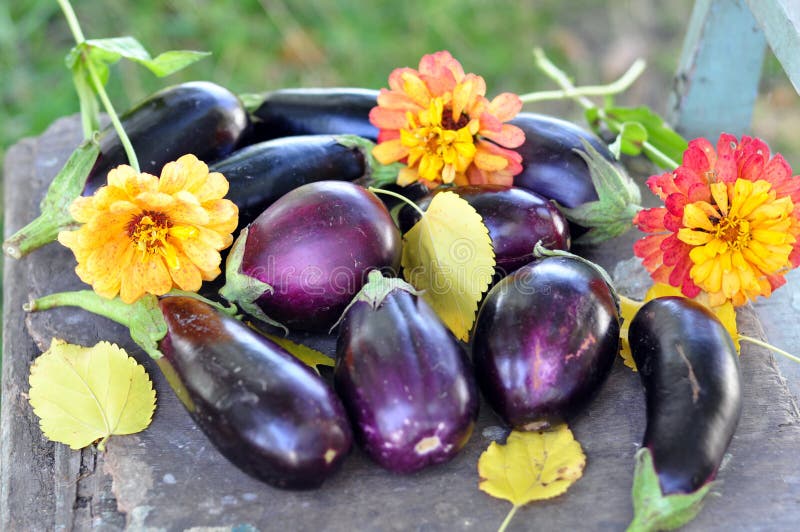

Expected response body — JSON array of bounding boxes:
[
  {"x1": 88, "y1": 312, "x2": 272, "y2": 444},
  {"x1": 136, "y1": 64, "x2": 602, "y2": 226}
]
[
  {"x1": 746, "y1": 0, "x2": 800, "y2": 93},
  {"x1": 670, "y1": 0, "x2": 767, "y2": 138}
]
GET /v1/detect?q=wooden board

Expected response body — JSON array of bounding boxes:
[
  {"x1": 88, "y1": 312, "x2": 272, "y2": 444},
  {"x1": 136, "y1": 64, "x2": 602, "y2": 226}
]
[{"x1": 3, "y1": 117, "x2": 800, "y2": 531}]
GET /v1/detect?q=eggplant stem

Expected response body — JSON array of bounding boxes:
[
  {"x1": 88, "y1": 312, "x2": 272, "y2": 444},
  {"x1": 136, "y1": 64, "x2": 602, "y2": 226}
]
[
  {"x1": 738, "y1": 334, "x2": 800, "y2": 364},
  {"x1": 496, "y1": 504, "x2": 520, "y2": 532}
]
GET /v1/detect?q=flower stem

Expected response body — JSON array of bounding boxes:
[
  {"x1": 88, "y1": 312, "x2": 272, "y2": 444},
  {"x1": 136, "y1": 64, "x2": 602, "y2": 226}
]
[
  {"x1": 738, "y1": 334, "x2": 800, "y2": 364},
  {"x1": 57, "y1": 0, "x2": 140, "y2": 172},
  {"x1": 497, "y1": 505, "x2": 520, "y2": 532},
  {"x1": 519, "y1": 57, "x2": 645, "y2": 104},
  {"x1": 531, "y1": 47, "x2": 680, "y2": 171},
  {"x1": 368, "y1": 186, "x2": 427, "y2": 217}
]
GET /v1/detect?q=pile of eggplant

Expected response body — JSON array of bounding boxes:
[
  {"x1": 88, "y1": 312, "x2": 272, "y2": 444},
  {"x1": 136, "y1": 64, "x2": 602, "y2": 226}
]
[{"x1": 74, "y1": 80, "x2": 742, "y2": 507}]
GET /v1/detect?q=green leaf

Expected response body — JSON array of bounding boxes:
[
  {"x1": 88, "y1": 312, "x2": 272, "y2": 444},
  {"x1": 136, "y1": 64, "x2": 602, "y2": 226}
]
[
  {"x1": 613, "y1": 121, "x2": 648, "y2": 157},
  {"x1": 605, "y1": 106, "x2": 688, "y2": 166},
  {"x1": 134, "y1": 49, "x2": 212, "y2": 77},
  {"x1": 627, "y1": 448, "x2": 714, "y2": 531},
  {"x1": 3, "y1": 140, "x2": 100, "y2": 258}
]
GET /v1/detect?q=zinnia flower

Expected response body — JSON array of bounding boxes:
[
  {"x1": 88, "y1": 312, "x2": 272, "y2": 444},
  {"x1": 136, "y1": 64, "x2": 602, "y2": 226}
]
[
  {"x1": 58, "y1": 154, "x2": 238, "y2": 304},
  {"x1": 634, "y1": 134, "x2": 800, "y2": 307},
  {"x1": 370, "y1": 50, "x2": 525, "y2": 187}
]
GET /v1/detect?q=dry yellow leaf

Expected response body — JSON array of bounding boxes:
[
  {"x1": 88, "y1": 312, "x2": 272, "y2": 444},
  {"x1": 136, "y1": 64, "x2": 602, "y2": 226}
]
[
  {"x1": 478, "y1": 425, "x2": 586, "y2": 531},
  {"x1": 28, "y1": 339, "x2": 157, "y2": 451},
  {"x1": 618, "y1": 295, "x2": 642, "y2": 371},
  {"x1": 264, "y1": 333, "x2": 334, "y2": 374},
  {"x1": 401, "y1": 191, "x2": 495, "y2": 341}
]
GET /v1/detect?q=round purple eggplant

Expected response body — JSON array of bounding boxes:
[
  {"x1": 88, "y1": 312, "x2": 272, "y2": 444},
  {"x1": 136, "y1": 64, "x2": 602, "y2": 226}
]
[
  {"x1": 157, "y1": 296, "x2": 352, "y2": 490},
  {"x1": 472, "y1": 255, "x2": 619, "y2": 430},
  {"x1": 220, "y1": 181, "x2": 401, "y2": 332},
  {"x1": 510, "y1": 112, "x2": 615, "y2": 210},
  {"x1": 398, "y1": 185, "x2": 570, "y2": 275},
  {"x1": 85, "y1": 81, "x2": 248, "y2": 195},
  {"x1": 629, "y1": 296, "x2": 742, "y2": 495},
  {"x1": 334, "y1": 272, "x2": 479, "y2": 473}
]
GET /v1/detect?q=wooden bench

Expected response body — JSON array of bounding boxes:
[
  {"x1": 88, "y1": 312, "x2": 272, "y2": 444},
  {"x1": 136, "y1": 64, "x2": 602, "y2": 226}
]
[{"x1": 3, "y1": 2, "x2": 799, "y2": 529}]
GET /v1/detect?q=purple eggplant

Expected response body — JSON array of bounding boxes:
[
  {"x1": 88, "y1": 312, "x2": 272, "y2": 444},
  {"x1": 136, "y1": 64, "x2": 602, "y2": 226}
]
[
  {"x1": 244, "y1": 87, "x2": 378, "y2": 144},
  {"x1": 472, "y1": 255, "x2": 619, "y2": 430},
  {"x1": 210, "y1": 135, "x2": 382, "y2": 229},
  {"x1": 510, "y1": 112, "x2": 616, "y2": 210},
  {"x1": 398, "y1": 185, "x2": 570, "y2": 275},
  {"x1": 26, "y1": 292, "x2": 353, "y2": 490},
  {"x1": 220, "y1": 181, "x2": 401, "y2": 332},
  {"x1": 333, "y1": 272, "x2": 479, "y2": 472},
  {"x1": 629, "y1": 296, "x2": 742, "y2": 495},
  {"x1": 84, "y1": 81, "x2": 248, "y2": 195}
]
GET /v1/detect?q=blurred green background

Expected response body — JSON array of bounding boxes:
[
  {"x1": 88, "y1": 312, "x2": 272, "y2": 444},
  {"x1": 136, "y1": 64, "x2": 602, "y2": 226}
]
[{"x1": 1, "y1": 0, "x2": 798, "y2": 354}]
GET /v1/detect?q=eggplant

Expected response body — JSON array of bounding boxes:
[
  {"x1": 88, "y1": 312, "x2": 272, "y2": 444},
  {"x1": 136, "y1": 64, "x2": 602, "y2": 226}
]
[
  {"x1": 244, "y1": 87, "x2": 378, "y2": 144},
  {"x1": 85, "y1": 81, "x2": 249, "y2": 195},
  {"x1": 210, "y1": 135, "x2": 380, "y2": 228},
  {"x1": 333, "y1": 272, "x2": 479, "y2": 472},
  {"x1": 220, "y1": 181, "x2": 402, "y2": 332},
  {"x1": 398, "y1": 185, "x2": 570, "y2": 275},
  {"x1": 155, "y1": 296, "x2": 353, "y2": 490},
  {"x1": 510, "y1": 112, "x2": 616, "y2": 210},
  {"x1": 471, "y1": 255, "x2": 619, "y2": 430},
  {"x1": 628, "y1": 296, "x2": 742, "y2": 495}
]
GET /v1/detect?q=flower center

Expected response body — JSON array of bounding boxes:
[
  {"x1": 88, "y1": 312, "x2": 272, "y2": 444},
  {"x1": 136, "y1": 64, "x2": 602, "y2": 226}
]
[
  {"x1": 713, "y1": 216, "x2": 750, "y2": 250},
  {"x1": 128, "y1": 210, "x2": 172, "y2": 256}
]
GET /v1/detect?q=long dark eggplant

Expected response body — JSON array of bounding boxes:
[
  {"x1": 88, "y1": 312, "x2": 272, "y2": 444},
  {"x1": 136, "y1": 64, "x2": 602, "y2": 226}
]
[
  {"x1": 85, "y1": 81, "x2": 249, "y2": 195},
  {"x1": 510, "y1": 112, "x2": 615, "y2": 209},
  {"x1": 626, "y1": 296, "x2": 742, "y2": 530},
  {"x1": 210, "y1": 135, "x2": 383, "y2": 228},
  {"x1": 220, "y1": 181, "x2": 402, "y2": 332},
  {"x1": 25, "y1": 292, "x2": 353, "y2": 490},
  {"x1": 244, "y1": 87, "x2": 378, "y2": 144},
  {"x1": 334, "y1": 272, "x2": 479, "y2": 473},
  {"x1": 472, "y1": 254, "x2": 619, "y2": 430},
  {"x1": 629, "y1": 296, "x2": 742, "y2": 494},
  {"x1": 398, "y1": 185, "x2": 570, "y2": 275}
]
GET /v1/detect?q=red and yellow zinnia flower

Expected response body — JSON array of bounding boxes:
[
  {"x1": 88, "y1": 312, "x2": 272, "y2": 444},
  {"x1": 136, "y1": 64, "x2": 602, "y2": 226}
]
[
  {"x1": 58, "y1": 154, "x2": 238, "y2": 304},
  {"x1": 634, "y1": 134, "x2": 800, "y2": 307},
  {"x1": 370, "y1": 51, "x2": 525, "y2": 187}
]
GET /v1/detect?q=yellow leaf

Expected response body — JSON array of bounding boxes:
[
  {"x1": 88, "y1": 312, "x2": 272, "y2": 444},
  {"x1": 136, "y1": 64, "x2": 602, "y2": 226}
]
[
  {"x1": 401, "y1": 191, "x2": 495, "y2": 341},
  {"x1": 619, "y1": 295, "x2": 643, "y2": 371},
  {"x1": 264, "y1": 334, "x2": 334, "y2": 374},
  {"x1": 28, "y1": 339, "x2": 157, "y2": 451},
  {"x1": 478, "y1": 425, "x2": 586, "y2": 530}
]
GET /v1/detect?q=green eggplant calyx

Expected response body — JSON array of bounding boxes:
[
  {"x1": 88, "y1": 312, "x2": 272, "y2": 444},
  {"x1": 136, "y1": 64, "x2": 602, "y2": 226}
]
[
  {"x1": 218, "y1": 227, "x2": 288, "y2": 334},
  {"x1": 336, "y1": 134, "x2": 403, "y2": 188},
  {"x1": 626, "y1": 447, "x2": 715, "y2": 532},
  {"x1": 24, "y1": 290, "x2": 167, "y2": 360},
  {"x1": 558, "y1": 138, "x2": 643, "y2": 245},
  {"x1": 329, "y1": 270, "x2": 421, "y2": 333}
]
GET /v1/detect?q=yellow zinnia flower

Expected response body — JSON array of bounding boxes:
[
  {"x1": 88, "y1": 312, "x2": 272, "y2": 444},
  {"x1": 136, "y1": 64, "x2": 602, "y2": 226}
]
[{"x1": 58, "y1": 154, "x2": 238, "y2": 304}]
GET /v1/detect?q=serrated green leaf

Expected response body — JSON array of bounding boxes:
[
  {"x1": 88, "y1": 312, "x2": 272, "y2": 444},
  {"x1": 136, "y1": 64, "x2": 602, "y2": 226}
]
[
  {"x1": 605, "y1": 106, "x2": 687, "y2": 165},
  {"x1": 627, "y1": 448, "x2": 714, "y2": 531},
  {"x1": 29, "y1": 339, "x2": 157, "y2": 451}
]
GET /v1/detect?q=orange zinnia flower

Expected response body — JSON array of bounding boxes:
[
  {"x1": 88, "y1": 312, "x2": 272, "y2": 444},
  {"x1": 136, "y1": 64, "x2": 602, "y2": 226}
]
[
  {"x1": 634, "y1": 134, "x2": 800, "y2": 307},
  {"x1": 58, "y1": 154, "x2": 238, "y2": 304},
  {"x1": 370, "y1": 51, "x2": 525, "y2": 187}
]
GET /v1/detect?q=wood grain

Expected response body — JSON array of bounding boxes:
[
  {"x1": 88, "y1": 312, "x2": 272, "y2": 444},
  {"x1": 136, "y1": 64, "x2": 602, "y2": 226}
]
[{"x1": 3, "y1": 117, "x2": 799, "y2": 531}]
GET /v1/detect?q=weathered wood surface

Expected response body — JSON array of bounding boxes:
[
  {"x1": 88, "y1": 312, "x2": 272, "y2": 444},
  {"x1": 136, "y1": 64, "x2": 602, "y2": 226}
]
[{"x1": 3, "y1": 117, "x2": 800, "y2": 531}]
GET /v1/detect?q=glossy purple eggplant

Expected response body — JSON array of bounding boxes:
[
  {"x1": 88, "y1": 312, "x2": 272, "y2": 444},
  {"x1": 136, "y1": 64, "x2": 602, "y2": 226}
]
[
  {"x1": 220, "y1": 181, "x2": 401, "y2": 332},
  {"x1": 510, "y1": 112, "x2": 616, "y2": 210},
  {"x1": 84, "y1": 81, "x2": 248, "y2": 195},
  {"x1": 210, "y1": 135, "x2": 371, "y2": 229},
  {"x1": 398, "y1": 185, "x2": 570, "y2": 275},
  {"x1": 333, "y1": 273, "x2": 479, "y2": 472},
  {"x1": 472, "y1": 255, "x2": 619, "y2": 430},
  {"x1": 629, "y1": 296, "x2": 742, "y2": 495},
  {"x1": 244, "y1": 87, "x2": 378, "y2": 144},
  {"x1": 156, "y1": 296, "x2": 352, "y2": 490}
]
